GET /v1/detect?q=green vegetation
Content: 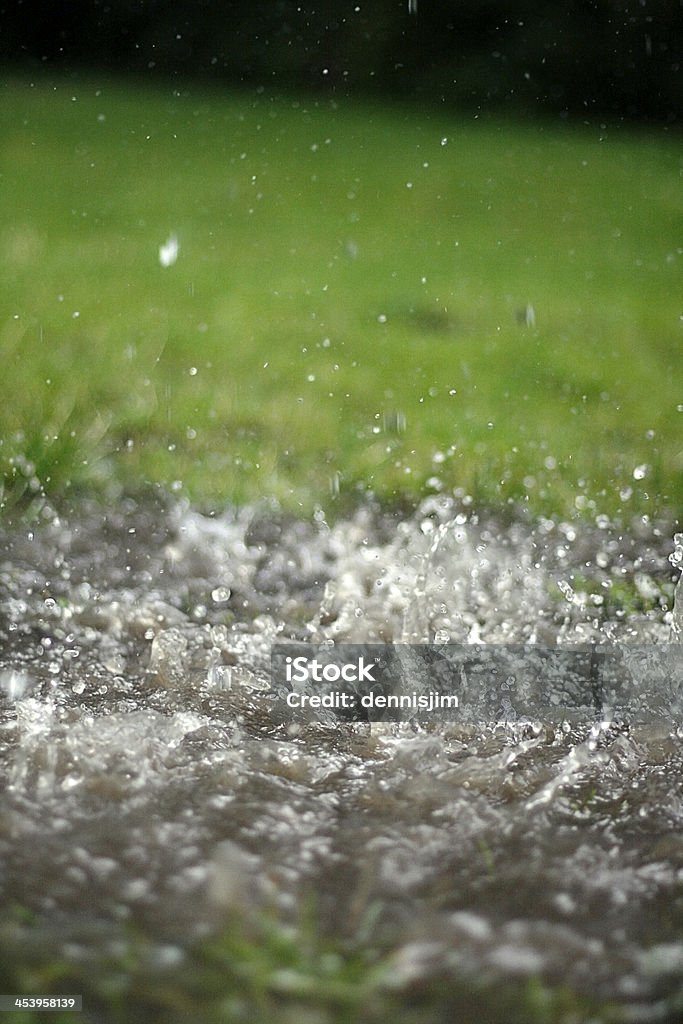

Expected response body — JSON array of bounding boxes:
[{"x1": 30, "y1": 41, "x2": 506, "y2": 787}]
[
  {"x1": 0, "y1": 75, "x2": 680, "y2": 518},
  {"x1": 0, "y1": 904, "x2": 626, "y2": 1024}
]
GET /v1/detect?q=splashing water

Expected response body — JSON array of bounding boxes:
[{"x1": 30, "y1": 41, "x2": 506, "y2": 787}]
[
  {"x1": 0, "y1": 496, "x2": 682, "y2": 1020},
  {"x1": 669, "y1": 532, "x2": 683, "y2": 640}
]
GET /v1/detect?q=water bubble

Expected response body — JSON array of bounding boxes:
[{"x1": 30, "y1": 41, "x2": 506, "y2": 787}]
[
  {"x1": 211, "y1": 587, "x2": 231, "y2": 605},
  {"x1": 633, "y1": 464, "x2": 649, "y2": 480}
]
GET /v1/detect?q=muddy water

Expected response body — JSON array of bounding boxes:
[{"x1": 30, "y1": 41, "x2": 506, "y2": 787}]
[{"x1": 1, "y1": 496, "x2": 682, "y2": 1022}]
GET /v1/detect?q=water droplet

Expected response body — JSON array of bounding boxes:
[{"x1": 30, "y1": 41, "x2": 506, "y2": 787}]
[
  {"x1": 159, "y1": 234, "x2": 179, "y2": 267},
  {"x1": 670, "y1": 534, "x2": 683, "y2": 569},
  {"x1": 0, "y1": 669, "x2": 31, "y2": 700}
]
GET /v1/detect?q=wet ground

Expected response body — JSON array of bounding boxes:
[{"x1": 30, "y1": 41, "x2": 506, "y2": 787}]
[{"x1": 1, "y1": 495, "x2": 682, "y2": 1023}]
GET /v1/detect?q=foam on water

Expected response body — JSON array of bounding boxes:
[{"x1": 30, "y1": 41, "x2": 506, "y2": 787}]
[{"x1": 0, "y1": 496, "x2": 682, "y2": 1019}]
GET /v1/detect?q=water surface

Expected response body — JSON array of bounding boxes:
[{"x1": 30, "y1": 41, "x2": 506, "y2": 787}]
[{"x1": 1, "y1": 496, "x2": 682, "y2": 1022}]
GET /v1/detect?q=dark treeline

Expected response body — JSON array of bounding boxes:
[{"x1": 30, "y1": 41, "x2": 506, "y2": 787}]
[{"x1": 1, "y1": 0, "x2": 680, "y2": 121}]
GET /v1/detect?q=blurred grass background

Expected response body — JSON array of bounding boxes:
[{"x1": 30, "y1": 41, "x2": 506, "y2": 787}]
[{"x1": 1, "y1": 76, "x2": 680, "y2": 519}]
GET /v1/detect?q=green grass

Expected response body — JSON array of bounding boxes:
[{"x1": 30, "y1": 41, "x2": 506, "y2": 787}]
[
  {"x1": 0, "y1": 903, "x2": 626, "y2": 1024},
  {"x1": 0, "y1": 74, "x2": 681, "y2": 518}
]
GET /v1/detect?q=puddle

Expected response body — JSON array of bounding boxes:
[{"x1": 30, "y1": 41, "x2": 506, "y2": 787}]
[{"x1": 1, "y1": 495, "x2": 682, "y2": 1021}]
